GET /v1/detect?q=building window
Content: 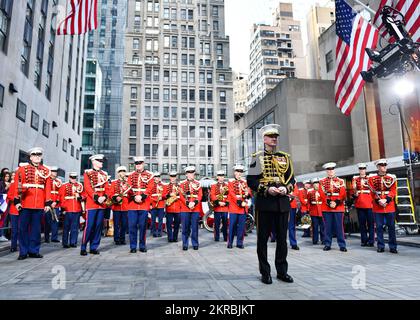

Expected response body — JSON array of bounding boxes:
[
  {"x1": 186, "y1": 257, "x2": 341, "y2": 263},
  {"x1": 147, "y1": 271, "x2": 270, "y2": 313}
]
[
  {"x1": 189, "y1": 145, "x2": 195, "y2": 157},
  {"x1": 221, "y1": 127, "x2": 227, "y2": 138},
  {"x1": 163, "y1": 144, "x2": 169, "y2": 156},
  {"x1": 171, "y1": 144, "x2": 177, "y2": 157},
  {"x1": 181, "y1": 126, "x2": 188, "y2": 138},
  {"x1": 220, "y1": 108, "x2": 226, "y2": 120},
  {"x1": 144, "y1": 125, "x2": 151, "y2": 137},
  {"x1": 71, "y1": 145, "x2": 75, "y2": 157},
  {"x1": 189, "y1": 126, "x2": 195, "y2": 138},
  {"x1": 152, "y1": 144, "x2": 159, "y2": 157},
  {"x1": 130, "y1": 124, "x2": 137, "y2": 137},
  {"x1": 199, "y1": 164, "x2": 206, "y2": 177},
  {"x1": 16, "y1": 99, "x2": 27, "y2": 122},
  {"x1": 30, "y1": 111, "x2": 39, "y2": 131},
  {"x1": 0, "y1": 0, "x2": 13, "y2": 53},
  {"x1": 153, "y1": 88, "x2": 159, "y2": 100},
  {"x1": 42, "y1": 120, "x2": 50, "y2": 137},
  {"x1": 145, "y1": 88, "x2": 151, "y2": 100},
  {"x1": 189, "y1": 89, "x2": 195, "y2": 101},
  {"x1": 199, "y1": 108, "x2": 205, "y2": 120},
  {"x1": 152, "y1": 125, "x2": 159, "y2": 137},
  {"x1": 0, "y1": 84, "x2": 3, "y2": 107},
  {"x1": 219, "y1": 90, "x2": 226, "y2": 102},
  {"x1": 129, "y1": 143, "x2": 136, "y2": 156},
  {"x1": 63, "y1": 139, "x2": 68, "y2": 152},
  {"x1": 207, "y1": 164, "x2": 214, "y2": 176},
  {"x1": 207, "y1": 90, "x2": 213, "y2": 102},
  {"x1": 189, "y1": 107, "x2": 195, "y2": 119},
  {"x1": 326, "y1": 50, "x2": 334, "y2": 73},
  {"x1": 207, "y1": 108, "x2": 213, "y2": 120},
  {"x1": 144, "y1": 144, "x2": 150, "y2": 156},
  {"x1": 199, "y1": 126, "x2": 205, "y2": 138},
  {"x1": 220, "y1": 145, "x2": 227, "y2": 158},
  {"x1": 153, "y1": 106, "x2": 159, "y2": 118},
  {"x1": 131, "y1": 87, "x2": 138, "y2": 99},
  {"x1": 181, "y1": 145, "x2": 188, "y2": 157},
  {"x1": 207, "y1": 127, "x2": 213, "y2": 139}
]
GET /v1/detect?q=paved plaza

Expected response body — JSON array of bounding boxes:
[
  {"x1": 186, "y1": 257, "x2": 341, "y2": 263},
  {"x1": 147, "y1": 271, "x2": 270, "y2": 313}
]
[{"x1": 0, "y1": 229, "x2": 419, "y2": 300}]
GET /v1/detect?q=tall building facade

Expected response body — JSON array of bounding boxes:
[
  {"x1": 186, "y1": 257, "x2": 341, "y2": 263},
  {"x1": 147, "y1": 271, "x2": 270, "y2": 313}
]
[
  {"x1": 122, "y1": 0, "x2": 234, "y2": 178},
  {"x1": 233, "y1": 71, "x2": 247, "y2": 114},
  {"x1": 247, "y1": 3, "x2": 306, "y2": 109},
  {"x1": 0, "y1": 0, "x2": 87, "y2": 177},
  {"x1": 306, "y1": 4, "x2": 335, "y2": 79},
  {"x1": 81, "y1": 0, "x2": 126, "y2": 176}
]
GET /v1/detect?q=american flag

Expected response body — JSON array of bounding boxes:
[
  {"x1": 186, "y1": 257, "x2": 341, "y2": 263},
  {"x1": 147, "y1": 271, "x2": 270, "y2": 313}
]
[
  {"x1": 373, "y1": 0, "x2": 420, "y2": 43},
  {"x1": 57, "y1": 0, "x2": 98, "y2": 35},
  {"x1": 335, "y1": 0, "x2": 379, "y2": 115}
]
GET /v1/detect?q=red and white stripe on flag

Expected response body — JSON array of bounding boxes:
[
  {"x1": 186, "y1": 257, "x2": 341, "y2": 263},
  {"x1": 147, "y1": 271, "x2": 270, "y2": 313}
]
[
  {"x1": 57, "y1": 0, "x2": 98, "y2": 35},
  {"x1": 373, "y1": 0, "x2": 420, "y2": 43},
  {"x1": 335, "y1": 0, "x2": 379, "y2": 115}
]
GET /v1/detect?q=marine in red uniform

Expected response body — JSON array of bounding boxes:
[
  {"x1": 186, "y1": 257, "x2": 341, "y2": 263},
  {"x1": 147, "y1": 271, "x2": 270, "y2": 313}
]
[
  {"x1": 127, "y1": 156, "x2": 154, "y2": 253},
  {"x1": 165, "y1": 171, "x2": 181, "y2": 242},
  {"x1": 6, "y1": 165, "x2": 22, "y2": 253},
  {"x1": 307, "y1": 178, "x2": 325, "y2": 245},
  {"x1": 319, "y1": 162, "x2": 347, "y2": 252},
  {"x1": 108, "y1": 166, "x2": 130, "y2": 245},
  {"x1": 287, "y1": 184, "x2": 300, "y2": 249},
  {"x1": 351, "y1": 163, "x2": 374, "y2": 247},
  {"x1": 299, "y1": 180, "x2": 312, "y2": 238},
  {"x1": 81, "y1": 154, "x2": 110, "y2": 256},
  {"x1": 13, "y1": 147, "x2": 52, "y2": 260},
  {"x1": 368, "y1": 159, "x2": 398, "y2": 253},
  {"x1": 149, "y1": 172, "x2": 167, "y2": 238},
  {"x1": 179, "y1": 166, "x2": 202, "y2": 251},
  {"x1": 59, "y1": 172, "x2": 84, "y2": 248},
  {"x1": 44, "y1": 166, "x2": 62, "y2": 243},
  {"x1": 227, "y1": 165, "x2": 252, "y2": 249},
  {"x1": 210, "y1": 170, "x2": 229, "y2": 242}
]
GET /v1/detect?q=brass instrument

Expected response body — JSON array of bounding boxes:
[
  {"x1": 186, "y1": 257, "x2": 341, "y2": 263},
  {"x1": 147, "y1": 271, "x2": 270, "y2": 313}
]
[
  {"x1": 16, "y1": 171, "x2": 23, "y2": 211},
  {"x1": 47, "y1": 206, "x2": 59, "y2": 222},
  {"x1": 166, "y1": 184, "x2": 179, "y2": 207},
  {"x1": 153, "y1": 183, "x2": 164, "y2": 209},
  {"x1": 115, "y1": 177, "x2": 132, "y2": 205}
]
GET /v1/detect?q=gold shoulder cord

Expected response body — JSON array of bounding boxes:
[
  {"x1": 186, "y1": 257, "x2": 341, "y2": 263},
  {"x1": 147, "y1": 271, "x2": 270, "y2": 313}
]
[{"x1": 272, "y1": 154, "x2": 294, "y2": 185}]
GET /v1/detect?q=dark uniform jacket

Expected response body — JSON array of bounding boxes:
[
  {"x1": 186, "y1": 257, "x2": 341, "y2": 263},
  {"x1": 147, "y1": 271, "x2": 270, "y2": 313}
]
[{"x1": 247, "y1": 149, "x2": 295, "y2": 213}]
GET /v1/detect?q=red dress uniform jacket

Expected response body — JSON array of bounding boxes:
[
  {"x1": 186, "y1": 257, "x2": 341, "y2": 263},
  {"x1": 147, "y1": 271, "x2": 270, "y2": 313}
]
[
  {"x1": 290, "y1": 184, "x2": 299, "y2": 209},
  {"x1": 165, "y1": 182, "x2": 181, "y2": 213},
  {"x1": 368, "y1": 173, "x2": 397, "y2": 213},
  {"x1": 351, "y1": 175, "x2": 373, "y2": 209},
  {"x1": 83, "y1": 169, "x2": 110, "y2": 210},
  {"x1": 210, "y1": 182, "x2": 229, "y2": 213},
  {"x1": 319, "y1": 176, "x2": 347, "y2": 212},
  {"x1": 150, "y1": 181, "x2": 168, "y2": 209},
  {"x1": 127, "y1": 170, "x2": 154, "y2": 211},
  {"x1": 47, "y1": 177, "x2": 62, "y2": 207},
  {"x1": 228, "y1": 178, "x2": 252, "y2": 214},
  {"x1": 6, "y1": 180, "x2": 19, "y2": 215},
  {"x1": 13, "y1": 163, "x2": 52, "y2": 209},
  {"x1": 108, "y1": 178, "x2": 131, "y2": 212},
  {"x1": 307, "y1": 188, "x2": 323, "y2": 217},
  {"x1": 178, "y1": 179, "x2": 203, "y2": 213},
  {"x1": 299, "y1": 188, "x2": 310, "y2": 213},
  {"x1": 59, "y1": 182, "x2": 84, "y2": 213}
]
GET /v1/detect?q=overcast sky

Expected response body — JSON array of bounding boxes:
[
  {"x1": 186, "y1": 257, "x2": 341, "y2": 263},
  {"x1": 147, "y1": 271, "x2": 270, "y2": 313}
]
[{"x1": 225, "y1": 0, "x2": 334, "y2": 74}]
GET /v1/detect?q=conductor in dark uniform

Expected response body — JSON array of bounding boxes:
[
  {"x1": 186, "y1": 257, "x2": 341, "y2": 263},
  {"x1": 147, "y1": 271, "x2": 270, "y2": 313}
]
[{"x1": 247, "y1": 124, "x2": 295, "y2": 285}]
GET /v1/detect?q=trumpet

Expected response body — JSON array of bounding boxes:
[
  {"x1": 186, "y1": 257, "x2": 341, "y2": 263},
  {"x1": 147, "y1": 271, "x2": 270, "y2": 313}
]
[
  {"x1": 166, "y1": 185, "x2": 179, "y2": 207},
  {"x1": 47, "y1": 206, "x2": 59, "y2": 222}
]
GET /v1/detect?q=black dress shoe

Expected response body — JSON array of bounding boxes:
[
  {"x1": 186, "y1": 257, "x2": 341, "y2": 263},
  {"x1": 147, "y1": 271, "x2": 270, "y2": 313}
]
[
  {"x1": 80, "y1": 250, "x2": 88, "y2": 256},
  {"x1": 130, "y1": 249, "x2": 137, "y2": 253},
  {"x1": 340, "y1": 247, "x2": 347, "y2": 252},
  {"x1": 10, "y1": 248, "x2": 17, "y2": 253},
  {"x1": 361, "y1": 243, "x2": 367, "y2": 247},
  {"x1": 17, "y1": 255, "x2": 28, "y2": 260},
  {"x1": 270, "y1": 239, "x2": 276, "y2": 243},
  {"x1": 89, "y1": 250, "x2": 100, "y2": 255},
  {"x1": 313, "y1": 242, "x2": 318, "y2": 245},
  {"x1": 51, "y1": 240, "x2": 60, "y2": 243},
  {"x1": 157, "y1": 234, "x2": 162, "y2": 238},
  {"x1": 139, "y1": 248, "x2": 147, "y2": 253},
  {"x1": 183, "y1": 246, "x2": 188, "y2": 251},
  {"x1": 227, "y1": 244, "x2": 233, "y2": 249},
  {"x1": 390, "y1": 248, "x2": 398, "y2": 254},
  {"x1": 193, "y1": 246, "x2": 198, "y2": 250},
  {"x1": 115, "y1": 241, "x2": 121, "y2": 245},
  {"x1": 261, "y1": 275, "x2": 272, "y2": 284},
  {"x1": 70, "y1": 244, "x2": 77, "y2": 248},
  {"x1": 277, "y1": 274, "x2": 294, "y2": 283},
  {"x1": 291, "y1": 245, "x2": 300, "y2": 250},
  {"x1": 377, "y1": 248, "x2": 384, "y2": 253},
  {"x1": 174, "y1": 239, "x2": 178, "y2": 242},
  {"x1": 63, "y1": 245, "x2": 70, "y2": 249},
  {"x1": 237, "y1": 245, "x2": 244, "y2": 249},
  {"x1": 214, "y1": 239, "x2": 220, "y2": 242},
  {"x1": 44, "y1": 240, "x2": 50, "y2": 243},
  {"x1": 323, "y1": 246, "x2": 331, "y2": 251},
  {"x1": 367, "y1": 243, "x2": 374, "y2": 247},
  {"x1": 28, "y1": 253, "x2": 43, "y2": 258}
]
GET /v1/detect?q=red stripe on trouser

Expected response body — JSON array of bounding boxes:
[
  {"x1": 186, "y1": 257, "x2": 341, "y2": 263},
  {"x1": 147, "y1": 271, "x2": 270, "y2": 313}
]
[{"x1": 82, "y1": 210, "x2": 89, "y2": 244}]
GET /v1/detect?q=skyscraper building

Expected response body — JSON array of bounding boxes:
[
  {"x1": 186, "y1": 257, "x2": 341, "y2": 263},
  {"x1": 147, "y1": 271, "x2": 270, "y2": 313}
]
[
  {"x1": 233, "y1": 71, "x2": 248, "y2": 114},
  {"x1": 122, "y1": 0, "x2": 234, "y2": 178}
]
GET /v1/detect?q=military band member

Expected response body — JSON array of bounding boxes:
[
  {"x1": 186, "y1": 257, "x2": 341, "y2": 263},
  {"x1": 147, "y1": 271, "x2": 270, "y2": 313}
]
[
  {"x1": 299, "y1": 180, "x2": 312, "y2": 238},
  {"x1": 227, "y1": 165, "x2": 251, "y2": 249},
  {"x1": 210, "y1": 170, "x2": 229, "y2": 242},
  {"x1": 287, "y1": 183, "x2": 300, "y2": 249},
  {"x1": 179, "y1": 166, "x2": 203, "y2": 251},
  {"x1": 150, "y1": 172, "x2": 167, "y2": 238},
  {"x1": 45, "y1": 166, "x2": 61, "y2": 243},
  {"x1": 307, "y1": 178, "x2": 325, "y2": 245},
  {"x1": 6, "y1": 165, "x2": 21, "y2": 253},
  {"x1": 319, "y1": 162, "x2": 347, "y2": 252},
  {"x1": 13, "y1": 147, "x2": 52, "y2": 260},
  {"x1": 369, "y1": 159, "x2": 398, "y2": 253},
  {"x1": 109, "y1": 166, "x2": 130, "y2": 245},
  {"x1": 81, "y1": 154, "x2": 110, "y2": 256},
  {"x1": 59, "y1": 172, "x2": 84, "y2": 248},
  {"x1": 165, "y1": 172, "x2": 181, "y2": 242},
  {"x1": 127, "y1": 156, "x2": 154, "y2": 253},
  {"x1": 247, "y1": 124, "x2": 295, "y2": 285},
  {"x1": 352, "y1": 163, "x2": 374, "y2": 247}
]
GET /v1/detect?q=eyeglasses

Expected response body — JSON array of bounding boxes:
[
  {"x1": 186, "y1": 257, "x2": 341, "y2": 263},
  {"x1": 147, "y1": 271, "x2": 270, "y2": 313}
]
[
  {"x1": 134, "y1": 161, "x2": 144, "y2": 165},
  {"x1": 186, "y1": 171, "x2": 195, "y2": 174},
  {"x1": 265, "y1": 135, "x2": 278, "y2": 138},
  {"x1": 326, "y1": 168, "x2": 334, "y2": 171},
  {"x1": 96, "y1": 159, "x2": 104, "y2": 163},
  {"x1": 31, "y1": 153, "x2": 43, "y2": 157},
  {"x1": 378, "y1": 164, "x2": 387, "y2": 167}
]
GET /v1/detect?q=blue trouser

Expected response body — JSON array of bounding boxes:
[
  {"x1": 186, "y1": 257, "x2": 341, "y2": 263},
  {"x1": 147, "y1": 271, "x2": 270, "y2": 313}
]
[
  {"x1": 19, "y1": 209, "x2": 42, "y2": 256},
  {"x1": 288, "y1": 208, "x2": 298, "y2": 246},
  {"x1": 323, "y1": 211, "x2": 346, "y2": 248},
  {"x1": 45, "y1": 208, "x2": 59, "y2": 241},
  {"x1": 166, "y1": 213, "x2": 180, "y2": 241},
  {"x1": 81, "y1": 209, "x2": 104, "y2": 251},
  {"x1": 10, "y1": 214, "x2": 19, "y2": 250},
  {"x1": 375, "y1": 212, "x2": 397, "y2": 250},
  {"x1": 213, "y1": 211, "x2": 228, "y2": 241},
  {"x1": 181, "y1": 212, "x2": 199, "y2": 248},
  {"x1": 312, "y1": 216, "x2": 325, "y2": 244},
  {"x1": 357, "y1": 208, "x2": 374, "y2": 245},
  {"x1": 150, "y1": 208, "x2": 165, "y2": 236},
  {"x1": 228, "y1": 213, "x2": 246, "y2": 246},
  {"x1": 128, "y1": 210, "x2": 148, "y2": 250},
  {"x1": 62, "y1": 212, "x2": 80, "y2": 246},
  {"x1": 113, "y1": 211, "x2": 128, "y2": 243}
]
